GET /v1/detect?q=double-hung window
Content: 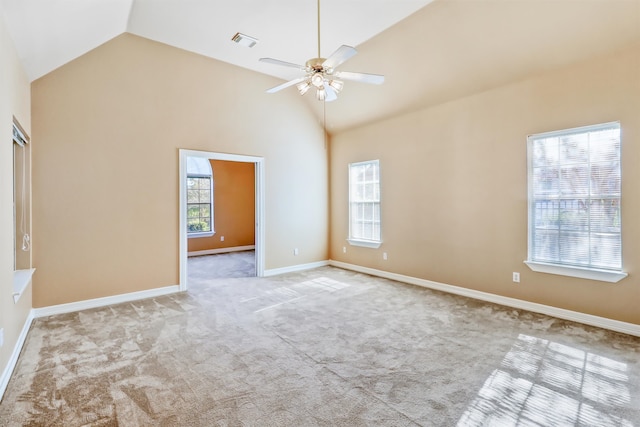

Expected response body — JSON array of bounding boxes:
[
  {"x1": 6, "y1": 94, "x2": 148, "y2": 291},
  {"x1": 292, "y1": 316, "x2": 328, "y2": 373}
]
[
  {"x1": 348, "y1": 160, "x2": 382, "y2": 248},
  {"x1": 186, "y1": 157, "x2": 214, "y2": 237},
  {"x1": 525, "y1": 122, "x2": 626, "y2": 282}
]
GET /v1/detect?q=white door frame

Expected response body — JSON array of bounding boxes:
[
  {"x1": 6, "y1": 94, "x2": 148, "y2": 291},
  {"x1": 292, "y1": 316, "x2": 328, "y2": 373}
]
[{"x1": 179, "y1": 149, "x2": 265, "y2": 291}]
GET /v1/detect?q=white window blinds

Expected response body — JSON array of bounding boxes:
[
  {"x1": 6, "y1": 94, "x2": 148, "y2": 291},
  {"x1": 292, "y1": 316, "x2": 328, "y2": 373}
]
[{"x1": 527, "y1": 122, "x2": 622, "y2": 272}]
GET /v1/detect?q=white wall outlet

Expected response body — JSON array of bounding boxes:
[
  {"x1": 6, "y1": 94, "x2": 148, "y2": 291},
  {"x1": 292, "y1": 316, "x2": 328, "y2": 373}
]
[
  {"x1": 294, "y1": 248, "x2": 299, "y2": 256},
  {"x1": 343, "y1": 246, "x2": 347, "y2": 253},
  {"x1": 513, "y1": 272, "x2": 520, "y2": 283},
  {"x1": 383, "y1": 252, "x2": 388, "y2": 260},
  {"x1": 220, "y1": 235, "x2": 224, "y2": 242},
  {"x1": 0, "y1": 328, "x2": 4, "y2": 347}
]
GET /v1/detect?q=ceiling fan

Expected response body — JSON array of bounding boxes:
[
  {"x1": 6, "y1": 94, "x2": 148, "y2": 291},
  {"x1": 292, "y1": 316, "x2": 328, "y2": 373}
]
[{"x1": 259, "y1": 0, "x2": 385, "y2": 102}]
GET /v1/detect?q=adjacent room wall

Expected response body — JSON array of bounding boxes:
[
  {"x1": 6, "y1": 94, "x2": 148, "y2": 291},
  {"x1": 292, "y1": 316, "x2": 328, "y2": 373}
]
[
  {"x1": 330, "y1": 44, "x2": 640, "y2": 325},
  {"x1": 188, "y1": 159, "x2": 255, "y2": 254},
  {"x1": 0, "y1": 14, "x2": 32, "y2": 392},
  {"x1": 31, "y1": 33, "x2": 328, "y2": 307}
]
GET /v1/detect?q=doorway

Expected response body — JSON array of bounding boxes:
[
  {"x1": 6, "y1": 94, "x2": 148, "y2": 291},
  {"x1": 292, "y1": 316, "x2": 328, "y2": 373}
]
[{"x1": 179, "y1": 149, "x2": 265, "y2": 291}]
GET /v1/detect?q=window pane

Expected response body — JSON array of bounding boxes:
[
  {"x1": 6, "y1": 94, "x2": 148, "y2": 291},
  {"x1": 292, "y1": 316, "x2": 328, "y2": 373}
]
[
  {"x1": 528, "y1": 123, "x2": 621, "y2": 271},
  {"x1": 559, "y1": 232, "x2": 590, "y2": 266},
  {"x1": 197, "y1": 178, "x2": 211, "y2": 190},
  {"x1": 560, "y1": 165, "x2": 588, "y2": 196},
  {"x1": 532, "y1": 137, "x2": 558, "y2": 167},
  {"x1": 591, "y1": 233, "x2": 622, "y2": 270},
  {"x1": 348, "y1": 160, "x2": 381, "y2": 242},
  {"x1": 533, "y1": 200, "x2": 559, "y2": 229},
  {"x1": 533, "y1": 230, "x2": 559, "y2": 262},
  {"x1": 187, "y1": 205, "x2": 200, "y2": 218},
  {"x1": 187, "y1": 218, "x2": 202, "y2": 231},
  {"x1": 187, "y1": 190, "x2": 199, "y2": 203},
  {"x1": 187, "y1": 175, "x2": 213, "y2": 234},
  {"x1": 590, "y1": 128, "x2": 620, "y2": 163},
  {"x1": 363, "y1": 203, "x2": 374, "y2": 221},
  {"x1": 591, "y1": 162, "x2": 620, "y2": 196},
  {"x1": 560, "y1": 133, "x2": 588, "y2": 164},
  {"x1": 558, "y1": 199, "x2": 588, "y2": 231},
  {"x1": 532, "y1": 167, "x2": 558, "y2": 196}
]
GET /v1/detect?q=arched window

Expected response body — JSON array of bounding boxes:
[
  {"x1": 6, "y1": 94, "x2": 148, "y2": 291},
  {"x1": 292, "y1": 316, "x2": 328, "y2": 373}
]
[{"x1": 186, "y1": 157, "x2": 214, "y2": 237}]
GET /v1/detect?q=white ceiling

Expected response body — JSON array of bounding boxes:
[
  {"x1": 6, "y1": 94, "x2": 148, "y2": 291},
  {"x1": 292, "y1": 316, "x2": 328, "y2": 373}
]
[
  {"x1": 2, "y1": 0, "x2": 639, "y2": 133},
  {"x1": 0, "y1": 0, "x2": 433, "y2": 82}
]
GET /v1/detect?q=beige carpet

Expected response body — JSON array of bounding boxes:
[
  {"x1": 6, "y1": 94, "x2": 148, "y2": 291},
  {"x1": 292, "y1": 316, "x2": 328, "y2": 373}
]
[{"x1": 1, "y1": 256, "x2": 639, "y2": 426}]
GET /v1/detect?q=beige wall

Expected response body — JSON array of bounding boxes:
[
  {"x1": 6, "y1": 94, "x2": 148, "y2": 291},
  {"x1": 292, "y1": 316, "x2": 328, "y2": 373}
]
[
  {"x1": 31, "y1": 33, "x2": 328, "y2": 307},
  {"x1": 0, "y1": 15, "x2": 32, "y2": 388},
  {"x1": 330, "y1": 44, "x2": 640, "y2": 325},
  {"x1": 188, "y1": 159, "x2": 255, "y2": 253}
]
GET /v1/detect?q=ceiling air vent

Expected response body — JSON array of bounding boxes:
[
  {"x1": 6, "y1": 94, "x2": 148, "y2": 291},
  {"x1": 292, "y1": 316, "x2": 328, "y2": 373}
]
[{"x1": 231, "y1": 33, "x2": 258, "y2": 48}]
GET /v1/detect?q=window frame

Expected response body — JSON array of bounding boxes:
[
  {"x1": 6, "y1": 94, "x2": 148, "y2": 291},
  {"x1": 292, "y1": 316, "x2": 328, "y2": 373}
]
[
  {"x1": 12, "y1": 119, "x2": 35, "y2": 304},
  {"x1": 347, "y1": 159, "x2": 382, "y2": 248},
  {"x1": 525, "y1": 121, "x2": 627, "y2": 283},
  {"x1": 186, "y1": 173, "x2": 214, "y2": 238}
]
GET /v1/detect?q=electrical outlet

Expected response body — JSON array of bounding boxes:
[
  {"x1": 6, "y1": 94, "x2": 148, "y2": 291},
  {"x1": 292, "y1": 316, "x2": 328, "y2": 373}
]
[
  {"x1": 513, "y1": 272, "x2": 520, "y2": 283},
  {"x1": 383, "y1": 252, "x2": 388, "y2": 260},
  {"x1": 343, "y1": 246, "x2": 347, "y2": 253},
  {"x1": 294, "y1": 248, "x2": 299, "y2": 256},
  {"x1": 220, "y1": 236, "x2": 225, "y2": 242}
]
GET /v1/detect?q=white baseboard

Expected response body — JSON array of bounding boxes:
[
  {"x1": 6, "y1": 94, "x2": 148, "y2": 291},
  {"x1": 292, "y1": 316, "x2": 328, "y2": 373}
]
[
  {"x1": 188, "y1": 245, "x2": 255, "y2": 257},
  {"x1": 264, "y1": 260, "x2": 330, "y2": 277},
  {"x1": 330, "y1": 260, "x2": 640, "y2": 337},
  {"x1": 0, "y1": 310, "x2": 34, "y2": 402},
  {"x1": 32, "y1": 285, "x2": 181, "y2": 318}
]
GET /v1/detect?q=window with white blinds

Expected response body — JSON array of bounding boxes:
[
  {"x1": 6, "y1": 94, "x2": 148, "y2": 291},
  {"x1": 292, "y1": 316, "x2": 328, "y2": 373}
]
[
  {"x1": 526, "y1": 122, "x2": 625, "y2": 281},
  {"x1": 348, "y1": 160, "x2": 381, "y2": 248}
]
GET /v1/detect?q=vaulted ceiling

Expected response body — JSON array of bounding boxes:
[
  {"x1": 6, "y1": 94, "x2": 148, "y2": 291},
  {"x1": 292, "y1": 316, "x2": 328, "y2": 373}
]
[{"x1": 2, "y1": 0, "x2": 639, "y2": 133}]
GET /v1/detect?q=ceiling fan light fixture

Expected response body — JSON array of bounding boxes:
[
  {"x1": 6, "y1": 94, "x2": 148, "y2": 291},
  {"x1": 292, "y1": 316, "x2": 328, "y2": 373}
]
[
  {"x1": 297, "y1": 81, "x2": 311, "y2": 95},
  {"x1": 328, "y1": 79, "x2": 344, "y2": 93},
  {"x1": 316, "y1": 88, "x2": 326, "y2": 101},
  {"x1": 311, "y1": 72, "x2": 325, "y2": 88}
]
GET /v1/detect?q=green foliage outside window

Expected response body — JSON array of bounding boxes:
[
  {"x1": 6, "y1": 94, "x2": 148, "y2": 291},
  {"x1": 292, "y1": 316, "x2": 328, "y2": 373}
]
[{"x1": 187, "y1": 176, "x2": 212, "y2": 233}]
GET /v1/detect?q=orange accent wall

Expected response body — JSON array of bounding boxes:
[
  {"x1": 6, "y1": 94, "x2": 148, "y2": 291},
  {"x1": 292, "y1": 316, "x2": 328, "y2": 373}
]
[{"x1": 188, "y1": 160, "x2": 255, "y2": 253}]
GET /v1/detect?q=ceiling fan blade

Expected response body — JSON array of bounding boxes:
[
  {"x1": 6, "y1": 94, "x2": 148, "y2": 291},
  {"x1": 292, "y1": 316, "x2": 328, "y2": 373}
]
[
  {"x1": 322, "y1": 45, "x2": 357, "y2": 70},
  {"x1": 259, "y1": 58, "x2": 305, "y2": 70},
  {"x1": 323, "y1": 83, "x2": 338, "y2": 102},
  {"x1": 334, "y1": 71, "x2": 385, "y2": 85},
  {"x1": 266, "y1": 77, "x2": 308, "y2": 94}
]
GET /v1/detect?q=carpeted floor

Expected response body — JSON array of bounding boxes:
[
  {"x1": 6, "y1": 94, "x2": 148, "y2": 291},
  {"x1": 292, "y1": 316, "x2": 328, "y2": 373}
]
[
  {"x1": 187, "y1": 250, "x2": 256, "y2": 279},
  {"x1": 1, "y1": 256, "x2": 639, "y2": 426}
]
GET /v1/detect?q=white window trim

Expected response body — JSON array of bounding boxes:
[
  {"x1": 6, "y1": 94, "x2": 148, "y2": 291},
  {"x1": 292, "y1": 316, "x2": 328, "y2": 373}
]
[
  {"x1": 347, "y1": 238, "x2": 382, "y2": 249},
  {"x1": 187, "y1": 173, "x2": 214, "y2": 237},
  {"x1": 348, "y1": 159, "x2": 382, "y2": 248},
  {"x1": 525, "y1": 121, "x2": 626, "y2": 282},
  {"x1": 188, "y1": 231, "x2": 215, "y2": 239},
  {"x1": 524, "y1": 261, "x2": 627, "y2": 283},
  {"x1": 13, "y1": 268, "x2": 35, "y2": 303}
]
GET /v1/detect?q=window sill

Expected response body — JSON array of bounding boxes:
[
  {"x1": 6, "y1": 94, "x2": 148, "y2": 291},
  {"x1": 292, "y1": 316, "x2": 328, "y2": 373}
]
[
  {"x1": 13, "y1": 268, "x2": 35, "y2": 303},
  {"x1": 524, "y1": 261, "x2": 627, "y2": 283},
  {"x1": 347, "y1": 239, "x2": 382, "y2": 249},
  {"x1": 188, "y1": 231, "x2": 215, "y2": 239}
]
